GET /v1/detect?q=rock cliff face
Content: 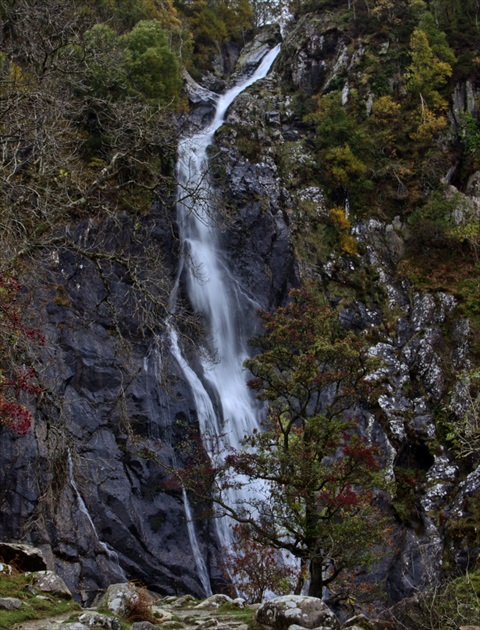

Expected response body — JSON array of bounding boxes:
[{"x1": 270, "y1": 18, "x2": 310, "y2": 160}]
[
  {"x1": 0, "y1": 29, "x2": 295, "y2": 602},
  {"x1": 209, "y1": 15, "x2": 480, "y2": 605},
  {"x1": 0, "y1": 211, "x2": 218, "y2": 602},
  {"x1": 0, "y1": 11, "x2": 479, "y2": 610}
]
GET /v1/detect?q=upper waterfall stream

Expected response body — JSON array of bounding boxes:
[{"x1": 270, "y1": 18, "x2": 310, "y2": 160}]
[{"x1": 169, "y1": 44, "x2": 281, "y2": 594}]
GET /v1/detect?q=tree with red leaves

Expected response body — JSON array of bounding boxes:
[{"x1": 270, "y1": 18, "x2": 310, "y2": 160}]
[
  {"x1": 225, "y1": 523, "x2": 298, "y2": 603},
  {"x1": 0, "y1": 271, "x2": 43, "y2": 434},
  {"x1": 188, "y1": 283, "x2": 391, "y2": 601}
]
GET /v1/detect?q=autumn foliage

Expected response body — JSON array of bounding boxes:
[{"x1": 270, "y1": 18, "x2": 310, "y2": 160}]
[
  {"x1": 0, "y1": 271, "x2": 43, "y2": 434},
  {"x1": 226, "y1": 524, "x2": 298, "y2": 603}
]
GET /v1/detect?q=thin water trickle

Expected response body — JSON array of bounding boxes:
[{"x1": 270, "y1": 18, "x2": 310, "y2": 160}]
[
  {"x1": 168, "y1": 44, "x2": 281, "y2": 594},
  {"x1": 67, "y1": 450, "x2": 127, "y2": 581}
]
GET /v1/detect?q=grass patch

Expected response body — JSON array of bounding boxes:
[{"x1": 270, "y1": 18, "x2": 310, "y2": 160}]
[
  {"x1": 216, "y1": 602, "x2": 256, "y2": 624},
  {"x1": 0, "y1": 572, "x2": 80, "y2": 629}
]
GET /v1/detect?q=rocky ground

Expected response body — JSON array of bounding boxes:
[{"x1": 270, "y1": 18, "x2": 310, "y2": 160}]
[
  {"x1": 0, "y1": 547, "x2": 371, "y2": 630},
  {"x1": 6, "y1": 587, "x2": 374, "y2": 630}
]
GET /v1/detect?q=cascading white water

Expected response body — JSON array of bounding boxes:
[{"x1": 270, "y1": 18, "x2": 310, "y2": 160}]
[{"x1": 169, "y1": 44, "x2": 281, "y2": 591}]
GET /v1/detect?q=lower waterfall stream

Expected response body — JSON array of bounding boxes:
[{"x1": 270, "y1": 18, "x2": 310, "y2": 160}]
[{"x1": 169, "y1": 44, "x2": 281, "y2": 594}]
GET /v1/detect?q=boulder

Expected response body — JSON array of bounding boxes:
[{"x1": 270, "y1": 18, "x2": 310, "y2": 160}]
[
  {"x1": 255, "y1": 596, "x2": 340, "y2": 630},
  {"x1": 130, "y1": 623, "x2": 162, "y2": 630},
  {"x1": 79, "y1": 611, "x2": 122, "y2": 629},
  {"x1": 99, "y1": 582, "x2": 141, "y2": 617},
  {"x1": 33, "y1": 570, "x2": 72, "y2": 597},
  {"x1": 195, "y1": 594, "x2": 234, "y2": 608},
  {"x1": 0, "y1": 542, "x2": 47, "y2": 571},
  {"x1": 151, "y1": 606, "x2": 175, "y2": 621},
  {"x1": 0, "y1": 596, "x2": 22, "y2": 609}
]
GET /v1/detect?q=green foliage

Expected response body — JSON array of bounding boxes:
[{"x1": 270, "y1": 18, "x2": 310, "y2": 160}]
[
  {"x1": 459, "y1": 112, "x2": 480, "y2": 156},
  {"x1": 418, "y1": 11, "x2": 456, "y2": 65},
  {"x1": 306, "y1": 91, "x2": 374, "y2": 208},
  {"x1": 93, "y1": 0, "x2": 182, "y2": 30},
  {"x1": 122, "y1": 20, "x2": 182, "y2": 102},
  {"x1": 78, "y1": 20, "x2": 183, "y2": 104},
  {"x1": 392, "y1": 570, "x2": 480, "y2": 629},
  {"x1": 409, "y1": 189, "x2": 456, "y2": 230},
  {"x1": 405, "y1": 28, "x2": 452, "y2": 110},
  {"x1": 80, "y1": 24, "x2": 128, "y2": 99},
  {"x1": 174, "y1": 0, "x2": 254, "y2": 73}
]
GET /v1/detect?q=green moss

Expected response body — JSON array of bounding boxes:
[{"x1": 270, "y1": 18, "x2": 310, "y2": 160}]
[{"x1": 0, "y1": 573, "x2": 81, "y2": 629}]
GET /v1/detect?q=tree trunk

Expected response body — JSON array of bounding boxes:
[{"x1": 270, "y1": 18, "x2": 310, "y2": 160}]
[
  {"x1": 294, "y1": 558, "x2": 308, "y2": 595},
  {"x1": 307, "y1": 559, "x2": 324, "y2": 598}
]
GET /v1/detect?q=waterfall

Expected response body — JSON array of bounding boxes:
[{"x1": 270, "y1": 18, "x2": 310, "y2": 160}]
[
  {"x1": 169, "y1": 44, "x2": 281, "y2": 593},
  {"x1": 67, "y1": 450, "x2": 127, "y2": 581}
]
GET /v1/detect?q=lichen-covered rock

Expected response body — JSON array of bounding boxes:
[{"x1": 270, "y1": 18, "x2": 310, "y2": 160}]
[
  {"x1": 195, "y1": 594, "x2": 234, "y2": 608},
  {"x1": 255, "y1": 595, "x2": 340, "y2": 630},
  {"x1": 130, "y1": 623, "x2": 162, "y2": 630},
  {"x1": 99, "y1": 582, "x2": 141, "y2": 617},
  {"x1": 33, "y1": 571, "x2": 72, "y2": 597},
  {"x1": 79, "y1": 611, "x2": 122, "y2": 629}
]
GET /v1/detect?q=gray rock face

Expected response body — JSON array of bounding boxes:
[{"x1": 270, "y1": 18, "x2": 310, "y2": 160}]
[
  {"x1": 0, "y1": 212, "x2": 221, "y2": 602},
  {"x1": 256, "y1": 596, "x2": 340, "y2": 630},
  {"x1": 277, "y1": 16, "x2": 350, "y2": 94}
]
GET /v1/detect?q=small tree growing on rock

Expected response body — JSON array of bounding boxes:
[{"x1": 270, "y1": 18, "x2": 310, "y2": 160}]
[{"x1": 180, "y1": 283, "x2": 391, "y2": 600}]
